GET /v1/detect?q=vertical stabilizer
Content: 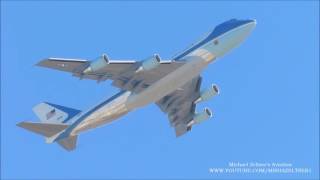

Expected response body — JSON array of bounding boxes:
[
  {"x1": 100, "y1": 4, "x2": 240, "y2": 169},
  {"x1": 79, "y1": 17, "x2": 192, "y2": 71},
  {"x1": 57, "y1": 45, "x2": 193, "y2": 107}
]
[{"x1": 32, "y1": 102, "x2": 81, "y2": 123}]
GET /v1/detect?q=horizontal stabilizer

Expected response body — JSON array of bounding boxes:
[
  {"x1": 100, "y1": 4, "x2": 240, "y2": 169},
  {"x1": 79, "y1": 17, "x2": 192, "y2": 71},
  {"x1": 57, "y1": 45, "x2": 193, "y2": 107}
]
[
  {"x1": 17, "y1": 121, "x2": 69, "y2": 137},
  {"x1": 58, "y1": 135, "x2": 78, "y2": 151}
]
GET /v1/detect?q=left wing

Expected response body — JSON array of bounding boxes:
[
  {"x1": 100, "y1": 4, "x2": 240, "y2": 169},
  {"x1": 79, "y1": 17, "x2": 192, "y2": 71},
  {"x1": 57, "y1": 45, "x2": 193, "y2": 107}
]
[
  {"x1": 156, "y1": 76, "x2": 202, "y2": 137},
  {"x1": 37, "y1": 57, "x2": 137, "y2": 81},
  {"x1": 37, "y1": 55, "x2": 185, "y2": 93}
]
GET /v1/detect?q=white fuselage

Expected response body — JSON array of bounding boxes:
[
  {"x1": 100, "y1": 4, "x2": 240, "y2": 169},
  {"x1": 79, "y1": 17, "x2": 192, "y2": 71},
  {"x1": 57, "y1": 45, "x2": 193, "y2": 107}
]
[{"x1": 70, "y1": 20, "x2": 256, "y2": 136}]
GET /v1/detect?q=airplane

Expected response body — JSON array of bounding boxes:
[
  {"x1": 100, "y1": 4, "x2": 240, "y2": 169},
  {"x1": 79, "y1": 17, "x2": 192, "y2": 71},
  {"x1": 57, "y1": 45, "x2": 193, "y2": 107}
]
[{"x1": 17, "y1": 19, "x2": 256, "y2": 151}]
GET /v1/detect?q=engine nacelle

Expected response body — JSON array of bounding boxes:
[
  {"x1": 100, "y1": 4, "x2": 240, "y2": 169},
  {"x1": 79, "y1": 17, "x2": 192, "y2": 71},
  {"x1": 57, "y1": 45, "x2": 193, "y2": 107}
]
[
  {"x1": 191, "y1": 108, "x2": 212, "y2": 125},
  {"x1": 136, "y1": 54, "x2": 161, "y2": 73},
  {"x1": 83, "y1": 54, "x2": 109, "y2": 74},
  {"x1": 195, "y1": 84, "x2": 219, "y2": 103}
]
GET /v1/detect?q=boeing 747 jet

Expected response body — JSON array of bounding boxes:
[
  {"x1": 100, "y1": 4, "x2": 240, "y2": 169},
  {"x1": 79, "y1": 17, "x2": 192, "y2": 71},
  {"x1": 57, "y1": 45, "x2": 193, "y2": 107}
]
[{"x1": 18, "y1": 19, "x2": 256, "y2": 151}]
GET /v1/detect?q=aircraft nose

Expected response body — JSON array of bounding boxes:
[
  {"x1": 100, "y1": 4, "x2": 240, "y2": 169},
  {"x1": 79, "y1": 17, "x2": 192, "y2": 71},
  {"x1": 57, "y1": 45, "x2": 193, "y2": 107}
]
[
  {"x1": 243, "y1": 19, "x2": 257, "y2": 33},
  {"x1": 213, "y1": 19, "x2": 256, "y2": 57},
  {"x1": 230, "y1": 19, "x2": 256, "y2": 46}
]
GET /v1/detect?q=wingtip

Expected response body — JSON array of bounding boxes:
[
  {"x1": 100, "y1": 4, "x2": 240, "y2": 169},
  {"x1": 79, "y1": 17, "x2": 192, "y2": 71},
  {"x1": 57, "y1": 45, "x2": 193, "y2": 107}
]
[
  {"x1": 16, "y1": 121, "x2": 29, "y2": 129},
  {"x1": 16, "y1": 121, "x2": 23, "y2": 127},
  {"x1": 35, "y1": 59, "x2": 48, "y2": 67},
  {"x1": 16, "y1": 121, "x2": 26, "y2": 126},
  {"x1": 175, "y1": 130, "x2": 185, "y2": 137}
]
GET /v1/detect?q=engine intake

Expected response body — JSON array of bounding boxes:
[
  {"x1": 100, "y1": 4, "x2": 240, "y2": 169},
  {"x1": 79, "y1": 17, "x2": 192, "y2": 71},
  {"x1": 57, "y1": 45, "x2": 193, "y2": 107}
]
[
  {"x1": 195, "y1": 84, "x2": 219, "y2": 103},
  {"x1": 136, "y1": 54, "x2": 161, "y2": 73},
  {"x1": 188, "y1": 108, "x2": 212, "y2": 126},
  {"x1": 83, "y1": 54, "x2": 109, "y2": 74}
]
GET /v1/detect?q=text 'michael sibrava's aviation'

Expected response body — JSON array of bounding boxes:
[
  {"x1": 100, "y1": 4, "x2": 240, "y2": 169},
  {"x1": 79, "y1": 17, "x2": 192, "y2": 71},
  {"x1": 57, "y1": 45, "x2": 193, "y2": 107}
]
[{"x1": 18, "y1": 19, "x2": 256, "y2": 151}]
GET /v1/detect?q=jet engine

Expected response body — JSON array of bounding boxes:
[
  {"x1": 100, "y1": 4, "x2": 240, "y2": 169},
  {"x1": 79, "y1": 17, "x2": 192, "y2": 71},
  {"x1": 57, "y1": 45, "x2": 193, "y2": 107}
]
[
  {"x1": 83, "y1": 54, "x2": 109, "y2": 74},
  {"x1": 136, "y1": 54, "x2": 161, "y2": 73},
  {"x1": 194, "y1": 108, "x2": 212, "y2": 124},
  {"x1": 194, "y1": 84, "x2": 219, "y2": 103},
  {"x1": 188, "y1": 108, "x2": 212, "y2": 126}
]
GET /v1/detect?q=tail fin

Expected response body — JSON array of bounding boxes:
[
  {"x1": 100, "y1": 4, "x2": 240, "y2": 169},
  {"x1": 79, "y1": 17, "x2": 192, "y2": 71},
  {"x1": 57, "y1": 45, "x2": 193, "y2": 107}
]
[{"x1": 32, "y1": 102, "x2": 81, "y2": 123}]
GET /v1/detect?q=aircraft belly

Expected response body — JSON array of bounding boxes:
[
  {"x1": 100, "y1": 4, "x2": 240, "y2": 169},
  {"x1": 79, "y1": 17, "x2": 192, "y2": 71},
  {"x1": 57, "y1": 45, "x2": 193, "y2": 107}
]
[
  {"x1": 125, "y1": 57, "x2": 207, "y2": 110},
  {"x1": 71, "y1": 92, "x2": 131, "y2": 135}
]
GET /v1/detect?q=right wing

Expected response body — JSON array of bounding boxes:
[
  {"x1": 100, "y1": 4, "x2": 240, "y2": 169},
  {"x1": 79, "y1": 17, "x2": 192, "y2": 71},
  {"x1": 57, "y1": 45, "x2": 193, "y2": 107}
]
[
  {"x1": 156, "y1": 76, "x2": 217, "y2": 137},
  {"x1": 156, "y1": 76, "x2": 202, "y2": 137},
  {"x1": 37, "y1": 56, "x2": 185, "y2": 93}
]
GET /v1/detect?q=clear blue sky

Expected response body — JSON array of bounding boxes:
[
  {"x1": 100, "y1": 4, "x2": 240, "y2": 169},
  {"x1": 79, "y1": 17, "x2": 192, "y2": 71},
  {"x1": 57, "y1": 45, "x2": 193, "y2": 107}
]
[{"x1": 1, "y1": 1, "x2": 319, "y2": 179}]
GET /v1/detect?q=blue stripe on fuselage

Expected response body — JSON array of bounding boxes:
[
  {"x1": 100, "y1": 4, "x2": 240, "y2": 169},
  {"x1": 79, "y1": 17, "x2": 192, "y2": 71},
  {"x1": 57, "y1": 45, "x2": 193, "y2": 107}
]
[
  {"x1": 55, "y1": 90, "x2": 127, "y2": 140},
  {"x1": 44, "y1": 102, "x2": 82, "y2": 123},
  {"x1": 173, "y1": 19, "x2": 254, "y2": 60}
]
